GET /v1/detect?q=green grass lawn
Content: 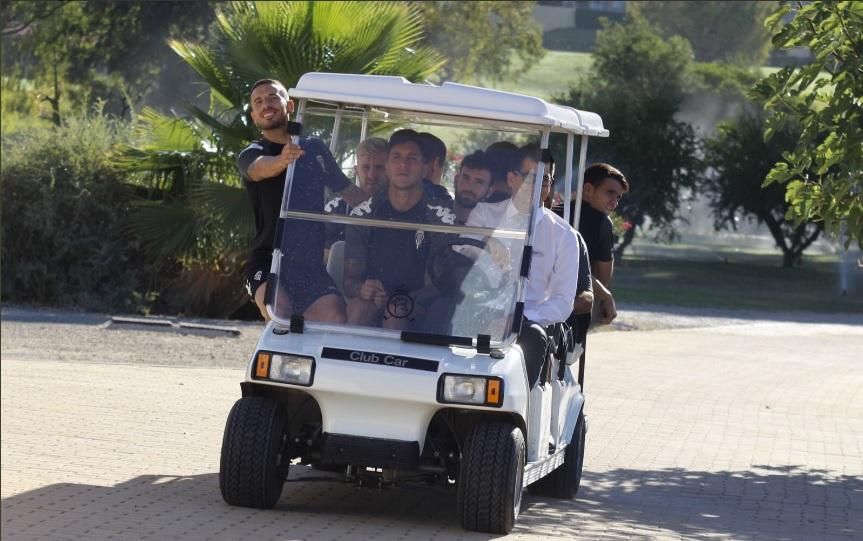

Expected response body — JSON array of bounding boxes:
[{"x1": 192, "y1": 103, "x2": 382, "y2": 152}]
[
  {"x1": 483, "y1": 51, "x2": 592, "y2": 100},
  {"x1": 614, "y1": 243, "x2": 863, "y2": 314},
  {"x1": 484, "y1": 49, "x2": 785, "y2": 102}
]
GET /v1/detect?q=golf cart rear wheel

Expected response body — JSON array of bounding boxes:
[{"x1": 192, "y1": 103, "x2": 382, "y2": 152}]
[
  {"x1": 457, "y1": 422, "x2": 525, "y2": 534},
  {"x1": 219, "y1": 396, "x2": 290, "y2": 509},
  {"x1": 528, "y1": 411, "x2": 586, "y2": 499}
]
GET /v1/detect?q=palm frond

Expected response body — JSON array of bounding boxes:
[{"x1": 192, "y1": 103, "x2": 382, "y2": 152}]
[
  {"x1": 126, "y1": 201, "x2": 201, "y2": 262},
  {"x1": 134, "y1": 108, "x2": 203, "y2": 152},
  {"x1": 190, "y1": 180, "x2": 255, "y2": 241},
  {"x1": 169, "y1": 39, "x2": 244, "y2": 109},
  {"x1": 185, "y1": 105, "x2": 254, "y2": 151}
]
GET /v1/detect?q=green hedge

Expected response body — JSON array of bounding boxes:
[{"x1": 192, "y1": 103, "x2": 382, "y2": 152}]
[{"x1": 1, "y1": 113, "x2": 153, "y2": 312}]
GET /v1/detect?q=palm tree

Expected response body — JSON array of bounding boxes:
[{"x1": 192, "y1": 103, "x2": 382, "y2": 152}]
[{"x1": 115, "y1": 1, "x2": 444, "y2": 317}]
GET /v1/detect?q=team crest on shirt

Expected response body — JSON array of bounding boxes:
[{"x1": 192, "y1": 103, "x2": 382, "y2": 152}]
[
  {"x1": 415, "y1": 230, "x2": 425, "y2": 250},
  {"x1": 427, "y1": 204, "x2": 456, "y2": 225},
  {"x1": 324, "y1": 196, "x2": 343, "y2": 213},
  {"x1": 350, "y1": 198, "x2": 373, "y2": 217}
]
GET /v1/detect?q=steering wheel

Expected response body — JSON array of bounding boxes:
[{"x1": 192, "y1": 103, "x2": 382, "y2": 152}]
[{"x1": 428, "y1": 237, "x2": 512, "y2": 301}]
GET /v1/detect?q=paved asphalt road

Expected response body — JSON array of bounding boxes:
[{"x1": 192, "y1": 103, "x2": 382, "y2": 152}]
[{"x1": 1, "y1": 308, "x2": 861, "y2": 540}]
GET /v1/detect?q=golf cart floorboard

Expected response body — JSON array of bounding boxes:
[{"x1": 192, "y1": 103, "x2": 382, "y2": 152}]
[{"x1": 523, "y1": 444, "x2": 567, "y2": 487}]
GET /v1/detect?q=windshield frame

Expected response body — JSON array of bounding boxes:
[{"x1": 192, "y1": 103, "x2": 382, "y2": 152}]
[{"x1": 265, "y1": 96, "x2": 581, "y2": 350}]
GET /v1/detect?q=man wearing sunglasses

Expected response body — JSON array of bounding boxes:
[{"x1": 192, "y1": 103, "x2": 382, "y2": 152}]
[{"x1": 463, "y1": 145, "x2": 580, "y2": 389}]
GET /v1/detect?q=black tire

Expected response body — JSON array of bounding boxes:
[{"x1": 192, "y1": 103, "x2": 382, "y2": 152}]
[
  {"x1": 457, "y1": 422, "x2": 525, "y2": 534},
  {"x1": 219, "y1": 396, "x2": 290, "y2": 509},
  {"x1": 528, "y1": 411, "x2": 586, "y2": 499}
]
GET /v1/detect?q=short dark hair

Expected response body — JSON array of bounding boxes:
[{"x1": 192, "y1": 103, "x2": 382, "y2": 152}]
[
  {"x1": 250, "y1": 79, "x2": 288, "y2": 99},
  {"x1": 459, "y1": 150, "x2": 493, "y2": 174},
  {"x1": 388, "y1": 129, "x2": 426, "y2": 158},
  {"x1": 519, "y1": 143, "x2": 542, "y2": 164},
  {"x1": 519, "y1": 143, "x2": 555, "y2": 175},
  {"x1": 584, "y1": 163, "x2": 629, "y2": 192},
  {"x1": 485, "y1": 141, "x2": 520, "y2": 185},
  {"x1": 418, "y1": 132, "x2": 447, "y2": 165}
]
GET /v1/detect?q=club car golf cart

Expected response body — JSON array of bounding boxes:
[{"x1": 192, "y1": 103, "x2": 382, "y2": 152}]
[{"x1": 219, "y1": 72, "x2": 608, "y2": 534}]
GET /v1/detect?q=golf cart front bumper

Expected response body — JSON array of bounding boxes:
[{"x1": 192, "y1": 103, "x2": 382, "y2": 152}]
[
  {"x1": 319, "y1": 433, "x2": 420, "y2": 469},
  {"x1": 246, "y1": 326, "x2": 530, "y2": 448}
]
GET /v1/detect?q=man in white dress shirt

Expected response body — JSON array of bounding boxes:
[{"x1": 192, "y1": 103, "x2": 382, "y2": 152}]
[{"x1": 465, "y1": 146, "x2": 580, "y2": 387}]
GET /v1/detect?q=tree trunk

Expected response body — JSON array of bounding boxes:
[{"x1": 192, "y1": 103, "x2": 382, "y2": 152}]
[
  {"x1": 614, "y1": 221, "x2": 637, "y2": 260},
  {"x1": 763, "y1": 214, "x2": 794, "y2": 267},
  {"x1": 46, "y1": 57, "x2": 61, "y2": 126},
  {"x1": 787, "y1": 222, "x2": 823, "y2": 267},
  {"x1": 763, "y1": 213, "x2": 822, "y2": 267}
]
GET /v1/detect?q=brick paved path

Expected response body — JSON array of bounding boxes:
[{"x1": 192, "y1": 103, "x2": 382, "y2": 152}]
[{"x1": 1, "y1": 315, "x2": 861, "y2": 540}]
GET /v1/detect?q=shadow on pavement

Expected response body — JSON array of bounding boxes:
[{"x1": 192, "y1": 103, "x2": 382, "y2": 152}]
[
  {"x1": 522, "y1": 464, "x2": 862, "y2": 540},
  {"x1": 0, "y1": 469, "x2": 491, "y2": 541},
  {"x1": 3, "y1": 464, "x2": 860, "y2": 540}
]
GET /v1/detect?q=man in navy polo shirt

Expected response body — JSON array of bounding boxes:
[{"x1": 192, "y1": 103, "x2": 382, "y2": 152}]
[
  {"x1": 417, "y1": 132, "x2": 453, "y2": 201},
  {"x1": 237, "y1": 79, "x2": 367, "y2": 322},
  {"x1": 343, "y1": 129, "x2": 456, "y2": 329},
  {"x1": 554, "y1": 163, "x2": 629, "y2": 326}
]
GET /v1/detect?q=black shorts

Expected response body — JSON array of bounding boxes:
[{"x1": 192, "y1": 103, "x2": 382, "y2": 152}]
[
  {"x1": 244, "y1": 251, "x2": 272, "y2": 300},
  {"x1": 244, "y1": 252, "x2": 340, "y2": 315}
]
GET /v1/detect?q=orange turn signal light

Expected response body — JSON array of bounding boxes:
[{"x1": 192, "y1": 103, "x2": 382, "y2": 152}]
[
  {"x1": 255, "y1": 352, "x2": 271, "y2": 378},
  {"x1": 486, "y1": 379, "x2": 502, "y2": 405}
]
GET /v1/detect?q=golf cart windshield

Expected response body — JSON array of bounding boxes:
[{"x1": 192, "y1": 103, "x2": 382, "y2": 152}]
[{"x1": 267, "y1": 103, "x2": 544, "y2": 345}]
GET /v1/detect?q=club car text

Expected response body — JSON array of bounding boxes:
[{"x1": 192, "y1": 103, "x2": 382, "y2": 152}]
[{"x1": 321, "y1": 347, "x2": 439, "y2": 372}]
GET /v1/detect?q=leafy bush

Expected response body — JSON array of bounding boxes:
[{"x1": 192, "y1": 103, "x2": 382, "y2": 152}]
[
  {"x1": 0, "y1": 76, "x2": 55, "y2": 134},
  {"x1": 1, "y1": 110, "x2": 153, "y2": 312}
]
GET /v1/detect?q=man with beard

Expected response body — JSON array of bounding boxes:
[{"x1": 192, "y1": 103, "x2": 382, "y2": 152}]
[
  {"x1": 237, "y1": 79, "x2": 368, "y2": 322},
  {"x1": 452, "y1": 150, "x2": 495, "y2": 224}
]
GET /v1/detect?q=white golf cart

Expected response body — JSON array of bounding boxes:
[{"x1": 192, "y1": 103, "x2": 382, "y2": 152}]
[{"x1": 219, "y1": 73, "x2": 608, "y2": 534}]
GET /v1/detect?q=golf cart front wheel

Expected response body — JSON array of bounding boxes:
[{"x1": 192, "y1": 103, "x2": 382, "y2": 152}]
[
  {"x1": 219, "y1": 396, "x2": 290, "y2": 509},
  {"x1": 457, "y1": 422, "x2": 525, "y2": 534}
]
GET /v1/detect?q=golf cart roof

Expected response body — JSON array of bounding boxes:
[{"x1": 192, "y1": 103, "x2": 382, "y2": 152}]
[{"x1": 289, "y1": 72, "x2": 608, "y2": 137}]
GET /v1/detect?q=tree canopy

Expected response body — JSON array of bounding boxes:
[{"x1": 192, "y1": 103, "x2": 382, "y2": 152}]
[
  {"x1": 628, "y1": 1, "x2": 777, "y2": 65},
  {"x1": 751, "y1": 1, "x2": 863, "y2": 249},
  {"x1": 413, "y1": 1, "x2": 545, "y2": 84},
  {"x1": 0, "y1": 1, "x2": 213, "y2": 119},
  {"x1": 557, "y1": 14, "x2": 700, "y2": 255},
  {"x1": 704, "y1": 111, "x2": 822, "y2": 267}
]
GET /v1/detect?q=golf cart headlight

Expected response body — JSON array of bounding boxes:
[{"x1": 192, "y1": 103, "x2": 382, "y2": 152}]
[
  {"x1": 440, "y1": 375, "x2": 503, "y2": 406},
  {"x1": 269, "y1": 353, "x2": 315, "y2": 386}
]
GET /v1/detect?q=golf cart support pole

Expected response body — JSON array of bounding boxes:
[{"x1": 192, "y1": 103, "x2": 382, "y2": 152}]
[
  {"x1": 329, "y1": 105, "x2": 344, "y2": 154},
  {"x1": 563, "y1": 133, "x2": 574, "y2": 225},
  {"x1": 267, "y1": 98, "x2": 306, "y2": 319},
  {"x1": 360, "y1": 107, "x2": 369, "y2": 141},
  {"x1": 525, "y1": 129, "x2": 552, "y2": 248},
  {"x1": 573, "y1": 135, "x2": 589, "y2": 230},
  {"x1": 574, "y1": 133, "x2": 589, "y2": 390}
]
